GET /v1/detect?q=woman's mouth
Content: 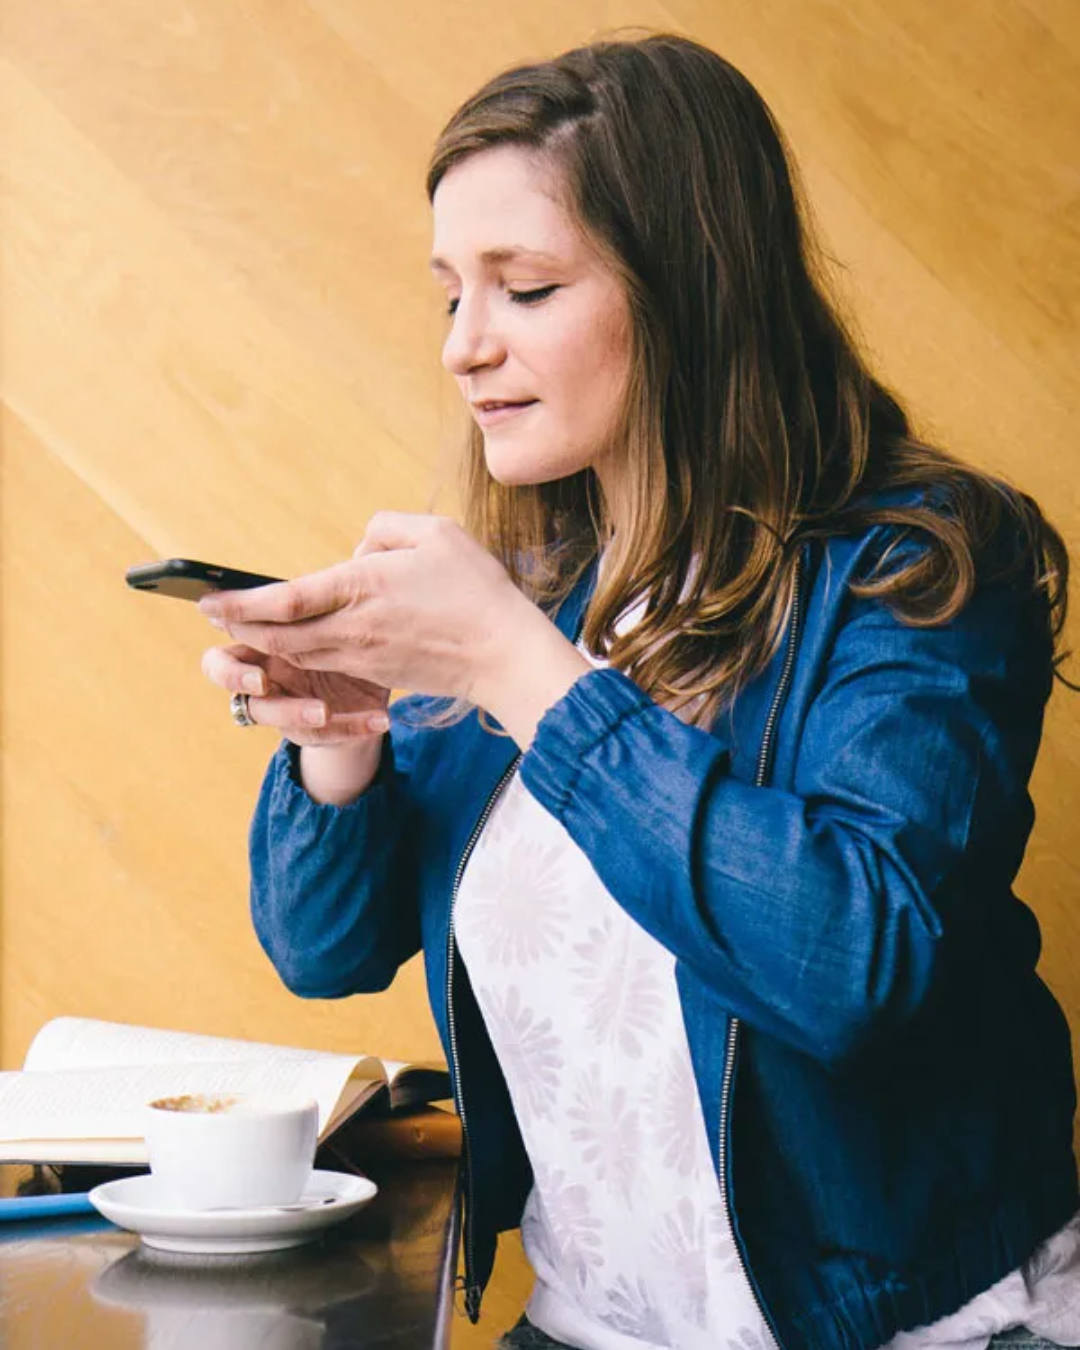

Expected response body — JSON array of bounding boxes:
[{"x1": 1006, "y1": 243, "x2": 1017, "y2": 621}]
[{"x1": 471, "y1": 399, "x2": 538, "y2": 428}]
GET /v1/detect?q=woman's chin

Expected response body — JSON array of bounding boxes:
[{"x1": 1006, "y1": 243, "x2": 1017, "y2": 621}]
[
  {"x1": 482, "y1": 443, "x2": 590, "y2": 490},
  {"x1": 482, "y1": 451, "x2": 548, "y2": 488}
]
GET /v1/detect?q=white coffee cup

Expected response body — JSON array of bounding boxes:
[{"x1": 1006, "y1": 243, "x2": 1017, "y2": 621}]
[{"x1": 143, "y1": 1093, "x2": 320, "y2": 1210}]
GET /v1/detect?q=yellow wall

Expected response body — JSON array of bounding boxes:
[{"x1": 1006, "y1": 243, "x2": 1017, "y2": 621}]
[{"x1": 3, "y1": 0, "x2": 1078, "y2": 1102}]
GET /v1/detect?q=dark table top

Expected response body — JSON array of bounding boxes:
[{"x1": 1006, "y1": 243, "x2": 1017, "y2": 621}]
[{"x1": 0, "y1": 1159, "x2": 459, "y2": 1349}]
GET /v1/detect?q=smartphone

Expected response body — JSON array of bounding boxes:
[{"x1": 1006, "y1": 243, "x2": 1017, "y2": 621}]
[{"x1": 125, "y1": 558, "x2": 285, "y2": 602}]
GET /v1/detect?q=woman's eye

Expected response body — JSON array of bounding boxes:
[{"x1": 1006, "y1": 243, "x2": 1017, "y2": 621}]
[
  {"x1": 508, "y1": 285, "x2": 558, "y2": 306},
  {"x1": 444, "y1": 285, "x2": 556, "y2": 317}
]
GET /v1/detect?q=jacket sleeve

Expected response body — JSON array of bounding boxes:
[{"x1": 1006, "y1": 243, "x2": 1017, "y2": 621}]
[
  {"x1": 249, "y1": 716, "x2": 423, "y2": 999},
  {"x1": 518, "y1": 574, "x2": 1052, "y2": 1068}
]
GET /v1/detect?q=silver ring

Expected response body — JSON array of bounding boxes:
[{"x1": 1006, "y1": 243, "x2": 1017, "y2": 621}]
[{"x1": 230, "y1": 691, "x2": 256, "y2": 728}]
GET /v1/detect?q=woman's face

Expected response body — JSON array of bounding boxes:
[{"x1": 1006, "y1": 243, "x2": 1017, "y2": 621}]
[{"x1": 431, "y1": 145, "x2": 633, "y2": 494}]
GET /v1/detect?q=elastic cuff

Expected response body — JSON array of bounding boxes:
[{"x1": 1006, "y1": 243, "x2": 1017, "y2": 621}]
[
  {"x1": 521, "y1": 667, "x2": 653, "y2": 820},
  {"x1": 277, "y1": 736, "x2": 395, "y2": 812}
]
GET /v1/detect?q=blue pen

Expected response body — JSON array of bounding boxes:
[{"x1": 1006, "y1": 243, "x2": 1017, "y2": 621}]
[{"x1": 0, "y1": 1192, "x2": 96, "y2": 1221}]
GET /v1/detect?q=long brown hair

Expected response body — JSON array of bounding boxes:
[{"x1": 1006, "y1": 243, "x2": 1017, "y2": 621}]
[{"x1": 427, "y1": 34, "x2": 1072, "y2": 721}]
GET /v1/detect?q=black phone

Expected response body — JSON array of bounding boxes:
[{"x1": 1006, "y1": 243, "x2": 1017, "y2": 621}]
[{"x1": 125, "y1": 558, "x2": 285, "y2": 602}]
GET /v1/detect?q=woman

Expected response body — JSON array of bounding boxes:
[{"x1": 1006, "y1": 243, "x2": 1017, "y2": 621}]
[{"x1": 199, "y1": 34, "x2": 1080, "y2": 1350}]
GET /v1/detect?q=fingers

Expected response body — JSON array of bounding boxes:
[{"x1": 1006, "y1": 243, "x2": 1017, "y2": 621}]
[
  {"x1": 238, "y1": 696, "x2": 389, "y2": 745},
  {"x1": 201, "y1": 644, "x2": 389, "y2": 743},
  {"x1": 201, "y1": 645, "x2": 322, "y2": 723},
  {"x1": 353, "y1": 510, "x2": 452, "y2": 558},
  {"x1": 216, "y1": 618, "x2": 352, "y2": 662},
  {"x1": 201, "y1": 644, "x2": 271, "y2": 695},
  {"x1": 242, "y1": 645, "x2": 361, "y2": 674},
  {"x1": 240, "y1": 695, "x2": 327, "y2": 733},
  {"x1": 197, "y1": 561, "x2": 360, "y2": 625}
]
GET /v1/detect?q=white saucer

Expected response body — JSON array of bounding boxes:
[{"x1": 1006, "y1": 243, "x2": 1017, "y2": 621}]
[{"x1": 88, "y1": 1170, "x2": 378, "y2": 1254}]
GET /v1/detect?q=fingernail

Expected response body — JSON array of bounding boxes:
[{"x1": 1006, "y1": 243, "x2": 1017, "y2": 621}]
[
  {"x1": 242, "y1": 672, "x2": 264, "y2": 695},
  {"x1": 368, "y1": 714, "x2": 390, "y2": 734},
  {"x1": 199, "y1": 599, "x2": 222, "y2": 618},
  {"x1": 207, "y1": 617, "x2": 227, "y2": 631},
  {"x1": 302, "y1": 705, "x2": 326, "y2": 727}
]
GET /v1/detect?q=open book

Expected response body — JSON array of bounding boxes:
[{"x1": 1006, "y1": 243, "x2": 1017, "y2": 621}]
[{"x1": 0, "y1": 1017, "x2": 452, "y2": 1166}]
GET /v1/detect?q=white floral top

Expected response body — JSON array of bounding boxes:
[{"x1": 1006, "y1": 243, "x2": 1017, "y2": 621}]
[{"x1": 456, "y1": 766, "x2": 771, "y2": 1350}]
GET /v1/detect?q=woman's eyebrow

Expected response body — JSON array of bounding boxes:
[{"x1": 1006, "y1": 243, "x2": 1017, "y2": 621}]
[{"x1": 429, "y1": 246, "x2": 564, "y2": 274}]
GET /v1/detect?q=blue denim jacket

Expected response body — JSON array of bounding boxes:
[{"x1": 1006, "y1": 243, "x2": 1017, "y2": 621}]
[{"x1": 250, "y1": 524, "x2": 1077, "y2": 1350}]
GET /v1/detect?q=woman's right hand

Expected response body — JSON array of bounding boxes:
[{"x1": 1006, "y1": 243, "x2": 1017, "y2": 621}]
[{"x1": 200, "y1": 643, "x2": 391, "y2": 747}]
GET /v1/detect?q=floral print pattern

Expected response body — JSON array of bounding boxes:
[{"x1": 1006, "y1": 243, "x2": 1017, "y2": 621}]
[
  {"x1": 455, "y1": 772, "x2": 771, "y2": 1350},
  {"x1": 565, "y1": 1073, "x2": 640, "y2": 1203},
  {"x1": 526, "y1": 1161, "x2": 606, "y2": 1287},
  {"x1": 571, "y1": 918, "x2": 666, "y2": 1059},
  {"x1": 644, "y1": 1049, "x2": 704, "y2": 1178},
  {"x1": 482, "y1": 984, "x2": 563, "y2": 1122},
  {"x1": 602, "y1": 1275, "x2": 670, "y2": 1343}
]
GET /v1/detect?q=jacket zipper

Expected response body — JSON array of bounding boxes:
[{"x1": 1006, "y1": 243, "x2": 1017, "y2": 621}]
[
  {"x1": 717, "y1": 554, "x2": 805, "y2": 1350},
  {"x1": 446, "y1": 751, "x2": 522, "y2": 1322}
]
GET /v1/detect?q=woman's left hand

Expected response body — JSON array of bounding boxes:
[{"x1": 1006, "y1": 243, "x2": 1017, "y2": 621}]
[{"x1": 199, "y1": 512, "x2": 591, "y2": 744}]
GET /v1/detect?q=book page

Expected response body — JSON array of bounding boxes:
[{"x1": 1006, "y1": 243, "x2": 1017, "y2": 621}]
[
  {"x1": 0, "y1": 1057, "x2": 384, "y2": 1151},
  {"x1": 0, "y1": 1138, "x2": 147, "y2": 1165},
  {"x1": 23, "y1": 1017, "x2": 374, "y2": 1076},
  {"x1": 381, "y1": 1059, "x2": 453, "y2": 1111},
  {"x1": 381, "y1": 1058, "x2": 448, "y2": 1083}
]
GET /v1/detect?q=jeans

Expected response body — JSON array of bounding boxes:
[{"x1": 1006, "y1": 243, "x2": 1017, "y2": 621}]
[{"x1": 496, "y1": 1317, "x2": 1076, "y2": 1349}]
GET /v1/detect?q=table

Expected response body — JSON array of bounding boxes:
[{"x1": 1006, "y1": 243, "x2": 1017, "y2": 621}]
[{"x1": 0, "y1": 1160, "x2": 460, "y2": 1349}]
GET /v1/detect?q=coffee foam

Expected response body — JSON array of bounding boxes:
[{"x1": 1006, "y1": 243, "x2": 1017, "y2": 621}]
[{"x1": 149, "y1": 1094, "x2": 243, "y2": 1114}]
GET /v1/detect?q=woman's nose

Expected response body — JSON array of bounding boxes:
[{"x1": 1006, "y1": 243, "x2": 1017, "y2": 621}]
[{"x1": 441, "y1": 296, "x2": 504, "y2": 376}]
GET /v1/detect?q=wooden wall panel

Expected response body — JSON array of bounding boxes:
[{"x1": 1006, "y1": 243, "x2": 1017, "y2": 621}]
[
  {"x1": 2, "y1": 0, "x2": 1077, "y2": 1219},
  {"x1": 0, "y1": 398, "x2": 436, "y2": 1058}
]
